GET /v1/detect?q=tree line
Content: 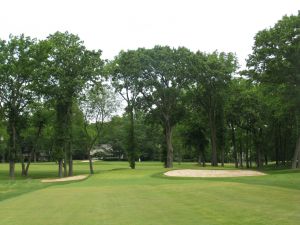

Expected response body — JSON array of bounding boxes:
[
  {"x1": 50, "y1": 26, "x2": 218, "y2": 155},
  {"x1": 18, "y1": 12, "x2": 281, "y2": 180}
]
[{"x1": 0, "y1": 13, "x2": 299, "y2": 178}]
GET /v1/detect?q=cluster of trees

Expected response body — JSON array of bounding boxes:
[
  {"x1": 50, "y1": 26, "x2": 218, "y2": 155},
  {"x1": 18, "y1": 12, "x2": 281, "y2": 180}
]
[{"x1": 0, "y1": 13, "x2": 299, "y2": 178}]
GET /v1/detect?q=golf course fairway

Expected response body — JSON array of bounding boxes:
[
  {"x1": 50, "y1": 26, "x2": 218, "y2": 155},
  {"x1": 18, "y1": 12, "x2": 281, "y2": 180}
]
[{"x1": 0, "y1": 161, "x2": 299, "y2": 225}]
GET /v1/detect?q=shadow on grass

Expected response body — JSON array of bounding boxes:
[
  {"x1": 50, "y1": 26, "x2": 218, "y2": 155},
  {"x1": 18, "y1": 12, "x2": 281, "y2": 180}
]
[{"x1": 0, "y1": 167, "x2": 130, "y2": 202}]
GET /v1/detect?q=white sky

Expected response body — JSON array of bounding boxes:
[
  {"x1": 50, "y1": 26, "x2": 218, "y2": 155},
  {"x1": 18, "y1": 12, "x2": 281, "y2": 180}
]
[{"x1": 0, "y1": 0, "x2": 299, "y2": 68}]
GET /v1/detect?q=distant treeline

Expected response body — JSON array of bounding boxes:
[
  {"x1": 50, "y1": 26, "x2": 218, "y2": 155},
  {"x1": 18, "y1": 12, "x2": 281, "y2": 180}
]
[{"x1": 0, "y1": 12, "x2": 299, "y2": 178}]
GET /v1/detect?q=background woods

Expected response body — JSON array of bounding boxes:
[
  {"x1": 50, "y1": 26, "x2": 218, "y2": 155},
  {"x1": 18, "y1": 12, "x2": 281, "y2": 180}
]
[{"x1": 0, "y1": 13, "x2": 299, "y2": 178}]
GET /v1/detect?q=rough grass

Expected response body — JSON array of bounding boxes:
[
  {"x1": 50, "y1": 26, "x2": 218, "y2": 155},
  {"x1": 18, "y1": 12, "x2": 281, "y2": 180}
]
[{"x1": 0, "y1": 161, "x2": 299, "y2": 225}]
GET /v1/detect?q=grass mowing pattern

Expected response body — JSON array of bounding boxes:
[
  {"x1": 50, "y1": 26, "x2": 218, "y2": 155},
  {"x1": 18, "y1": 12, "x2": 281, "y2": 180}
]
[{"x1": 0, "y1": 161, "x2": 300, "y2": 225}]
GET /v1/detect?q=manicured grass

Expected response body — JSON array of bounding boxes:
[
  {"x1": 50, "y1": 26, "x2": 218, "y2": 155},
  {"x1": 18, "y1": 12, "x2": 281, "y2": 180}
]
[{"x1": 0, "y1": 161, "x2": 300, "y2": 225}]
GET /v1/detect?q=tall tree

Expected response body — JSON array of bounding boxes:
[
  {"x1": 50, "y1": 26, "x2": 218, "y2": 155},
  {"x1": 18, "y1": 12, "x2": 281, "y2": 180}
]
[
  {"x1": 247, "y1": 12, "x2": 300, "y2": 168},
  {"x1": 109, "y1": 50, "x2": 144, "y2": 169},
  {"x1": 20, "y1": 103, "x2": 53, "y2": 176},
  {"x1": 37, "y1": 31, "x2": 103, "y2": 177},
  {"x1": 140, "y1": 46, "x2": 192, "y2": 168},
  {"x1": 189, "y1": 51, "x2": 238, "y2": 166},
  {"x1": 80, "y1": 84, "x2": 118, "y2": 174},
  {"x1": 0, "y1": 35, "x2": 38, "y2": 178}
]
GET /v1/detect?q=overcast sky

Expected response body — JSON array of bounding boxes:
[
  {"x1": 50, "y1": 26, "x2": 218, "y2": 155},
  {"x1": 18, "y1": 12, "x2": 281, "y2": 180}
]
[{"x1": 0, "y1": 0, "x2": 298, "y2": 68}]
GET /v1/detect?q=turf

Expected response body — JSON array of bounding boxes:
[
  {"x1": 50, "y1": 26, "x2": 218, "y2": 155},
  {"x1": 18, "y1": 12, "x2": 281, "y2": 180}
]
[{"x1": 0, "y1": 161, "x2": 299, "y2": 225}]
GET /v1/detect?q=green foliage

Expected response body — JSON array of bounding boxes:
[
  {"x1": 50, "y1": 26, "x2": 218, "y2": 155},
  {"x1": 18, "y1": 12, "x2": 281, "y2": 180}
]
[{"x1": 247, "y1": 12, "x2": 300, "y2": 168}]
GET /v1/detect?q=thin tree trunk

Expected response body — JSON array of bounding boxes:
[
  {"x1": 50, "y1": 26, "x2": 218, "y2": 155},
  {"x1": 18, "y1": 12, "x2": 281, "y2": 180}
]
[
  {"x1": 9, "y1": 160, "x2": 15, "y2": 178},
  {"x1": 88, "y1": 154, "x2": 94, "y2": 174},
  {"x1": 198, "y1": 151, "x2": 202, "y2": 165},
  {"x1": 209, "y1": 111, "x2": 218, "y2": 166},
  {"x1": 275, "y1": 127, "x2": 279, "y2": 166},
  {"x1": 9, "y1": 121, "x2": 17, "y2": 178},
  {"x1": 231, "y1": 124, "x2": 238, "y2": 168},
  {"x1": 33, "y1": 152, "x2": 37, "y2": 163},
  {"x1": 63, "y1": 154, "x2": 68, "y2": 177},
  {"x1": 128, "y1": 108, "x2": 135, "y2": 169},
  {"x1": 25, "y1": 161, "x2": 31, "y2": 176},
  {"x1": 239, "y1": 139, "x2": 243, "y2": 168},
  {"x1": 21, "y1": 154, "x2": 26, "y2": 176},
  {"x1": 292, "y1": 135, "x2": 300, "y2": 169},
  {"x1": 221, "y1": 147, "x2": 224, "y2": 167},
  {"x1": 58, "y1": 159, "x2": 63, "y2": 177},
  {"x1": 249, "y1": 147, "x2": 252, "y2": 168},
  {"x1": 297, "y1": 148, "x2": 300, "y2": 168},
  {"x1": 2, "y1": 152, "x2": 5, "y2": 163},
  {"x1": 165, "y1": 121, "x2": 173, "y2": 168},
  {"x1": 264, "y1": 154, "x2": 268, "y2": 166},
  {"x1": 256, "y1": 129, "x2": 263, "y2": 169},
  {"x1": 23, "y1": 152, "x2": 33, "y2": 176},
  {"x1": 282, "y1": 130, "x2": 287, "y2": 165},
  {"x1": 246, "y1": 130, "x2": 249, "y2": 168},
  {"x1": 202, "y1": 150, "x2": 206, "y2": 167},
  {"x1": 68, "y1": 154, "x2": 73, "y2": 176}
]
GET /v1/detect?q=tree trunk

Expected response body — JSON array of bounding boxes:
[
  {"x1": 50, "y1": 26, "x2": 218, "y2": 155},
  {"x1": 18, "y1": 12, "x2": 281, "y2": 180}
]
[
  {"x1": 221, "y1": 147, "x2": 224, "y2": 167},
  {"x1": 257, "y1": 148, "x2": 263, "y2": 168},
  {"x1": 68, "y1": 154, "x2": 73, "y2": 177},
  {"x1": 256, "y1": 129, "x2": 263, "y2": 169},
  {"x1": 55, "y1": 100, "x2": 73, "y2": 177},
  {"x1": 239, "y1": 139, "x2": 243, "y2": 168},
  {"x1": 198, "y1": 152, "x2": 202, "y2": 165},
  {"x1": 231, "y1": 124, "x2": 238, "y2": 168},
  {"x1": 63, "y1": 154, "x2": 68, "y2": 177},
  {"x1": 128, "y1": 108, "x2": 136, "y2": 169},
  {"x1": 275, "y1": 129, "x2": 279, "y2": 166},
  {"x1": 282, "y1": 131, "x2": 287, "y2": 165},
  {"x1": 88, "y1": 154, "x2": 94, "y2": 174},
  {"x1": 209, "y1": 111, "x2": 218, "y2": 166},
  {"x1": 246, "y1": 130, "x2": 249, "y2": 168},
  {"x1": 9, "y1": 160, "x2": 15, "y2": 178},
  {"x1": 249, "y1": 147, "x2": 252, "y2": 168},
  {"x1": 21, "y1": 154, "x2": 26, "y2": 176},
  {"x1": 264, "y1": 154, "x2": 268, "y2": 166},
  {"x1": 25, "y1": 161, "x2": 31, "y2": 176},
  {"x1": 202, "y1": 150, "x2": 206, "y2": 167},
  {"x1": 8, "y1": 120, "x2": 17, "y2": 178},
  {"x1": 292, "y1": 135, "x2": 300, "y2": 168},
  {"x1": 33, "y1": 152, "x2": 37, "y2": 163},
  {"x1": 21, "y1": 153, "x2": 32, "y2": 177},
  {"x1": 161, "y1": 127, "x2": 167, "y2": 167},
  {"x1": 165, "y1": 121, "x2": 173, "y2": 168},
  {"x1": 58, "y1": 159, "x2": 63, "y2": 177}
]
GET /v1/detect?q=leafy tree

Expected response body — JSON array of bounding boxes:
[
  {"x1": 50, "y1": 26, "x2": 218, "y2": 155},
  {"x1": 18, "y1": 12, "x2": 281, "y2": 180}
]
[
  {"x1": 20, "y1": 103, "x2": 53, "y2": 175},
  {"x1": 139, "y1": 46, "x2": 193, "y2": 168},
  {"x1": 101, "y1": 116, "x2": 127, "y2": 160},
  {"x1": 180, "y1": 119, "x2": 209, "y2": 166},
  {"x1": 80, "y1": 84, "x2": 118, "y2": 173},
  {"x1": 109, "y1": 49, "x2": 145, "y2": 169},
  {"x1": 189, "y1": 51, "x2": 238, "y2": 166},
  {"x1": 247, "y1": 12, "x2": 300, "y2": 168},
  {"x1": 37, "y1": 31, "x2": 104, "y2": 177},
  {"x1": 0, "y1": 34, "x2": 38, "y2": 178}
]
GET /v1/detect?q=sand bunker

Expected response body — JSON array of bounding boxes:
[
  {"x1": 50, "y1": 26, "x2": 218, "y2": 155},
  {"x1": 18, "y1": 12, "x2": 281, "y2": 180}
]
[
  {"x1": 41, "y1": 175, "x2": 88, "y2": 183},
  {"x1": 164, "y1": 169, "x2": 266, "y2": 178},
  {"x1": 81, "y1": 160, "x2": 99, "y2": 163}
]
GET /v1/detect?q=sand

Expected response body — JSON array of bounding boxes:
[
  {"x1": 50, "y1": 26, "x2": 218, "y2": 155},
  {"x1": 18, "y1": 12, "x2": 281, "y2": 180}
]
[
  {"x1": 164, "y1": 169, "x2": 266, "y2": 178},
  {"x1": 41, "y1": 175, "x2": 88, "y2": 183},
  {"x1": 81, "y1": 160, "x2": 99, "y2": 163}
]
